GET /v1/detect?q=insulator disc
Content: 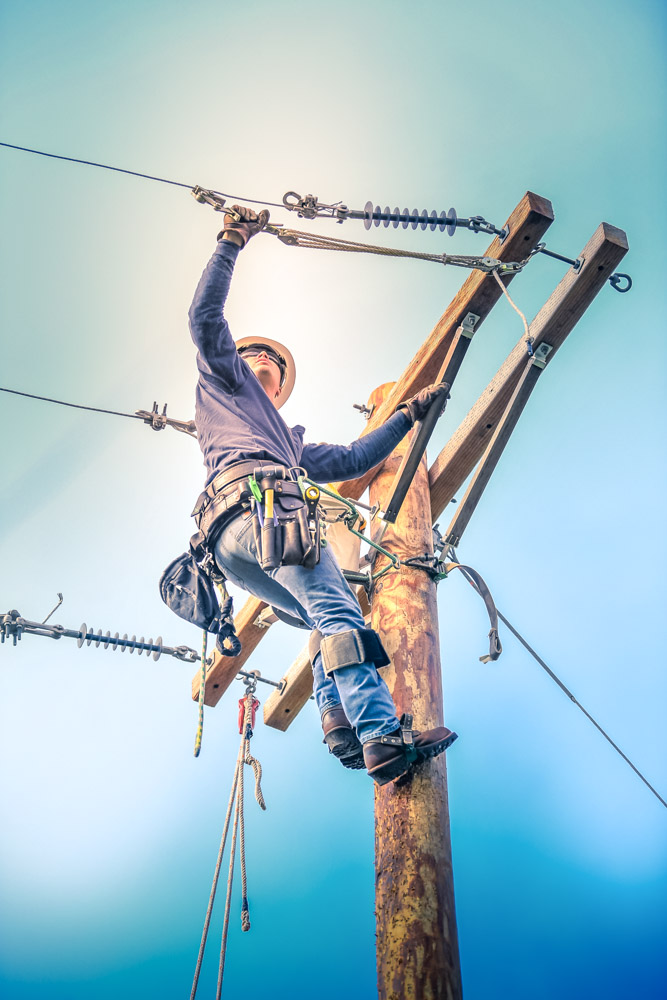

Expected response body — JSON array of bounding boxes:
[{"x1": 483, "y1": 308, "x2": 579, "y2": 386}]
[
  {"x1": 402, "y1": 208, "x2": 410, "y2": 230},
  {"x1": 420, "y1": 210, "x2": 429, "y2": 231},
  {"x1": 374, "y1": 205, "x2": 382, "y2": 227},
  {"x1": 105, "y1": 630, "x2": 111, "y2": 647},
  {"x1": 77, "y1": 623, "x2": 87, "y2": 648},
  {"x1": 94, "y1": 629, "x2": 103, "y2": 647},
  {"x1": 129, "y1": 635, "x2": 137, "y2": 654},
  {"x1": 411, "y1": 209, "x2": 419, "y2": 231},
  {"x1": 121, "y1": 633, "x2": 128, "y2": 653},
  {"x1": 392, "y1": 207, "x2": 400, "y2": 229},
  {"x1": 383, "y1": 206, "x2": 391, "y2": 228},
  {"x1": 438, "y1": 211, "x2": 448, "y2": 232},
  {"x1": 429, "y1": 210, "x2": 438, "y2": 231},
  {"x1": 112, "y1": 632, "x2": 120, "y2": 650},
  {"x1": 447, "y1": 207, "x2": 457, "y2": 237},
  {"x1": 363, "y1": 201, "x2": 373, "y2": 231},
  {"x1": 153, "y1": 637, "x2": 163, "y2": 662}
]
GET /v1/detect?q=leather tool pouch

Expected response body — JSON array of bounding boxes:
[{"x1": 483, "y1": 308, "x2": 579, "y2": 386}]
[{"x1": 252, "y1": 469, "x2": 321, "y2": 571}]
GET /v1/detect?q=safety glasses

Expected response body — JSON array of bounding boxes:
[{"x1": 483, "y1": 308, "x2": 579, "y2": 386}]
[{"x1": 237, "y1": 344, "x2": 287, "y2": 386}]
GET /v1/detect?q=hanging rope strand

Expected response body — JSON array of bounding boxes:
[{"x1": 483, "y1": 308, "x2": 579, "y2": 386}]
[
  {"x1": 189, "y1": 686, "x2": 266, "y2": 999},
  {"x1": 491, "y1": 268, "x2": 531, "y2": 342},
  {"x1": 217, "y1": 761, "x2": 242, "y2": 1000},
  {"x1": 193, "y1": 632, "x2": 208, "y2": 757},
  {"x1": 190, "y1": 766, "x2": 239, "y2": 1000}
]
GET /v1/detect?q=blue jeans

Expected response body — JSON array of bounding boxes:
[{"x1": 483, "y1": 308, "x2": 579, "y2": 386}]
[{"x1": 213, "y1": 511, "x2": 399, "y2": 743}]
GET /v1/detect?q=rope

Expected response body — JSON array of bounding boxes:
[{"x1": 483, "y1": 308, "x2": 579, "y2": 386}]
[
  {"x1": 190, "y1": 689, "x2": 266, "y2": 999},
  {"x1": 190, "y1": 767, "x2": 239, "y2": 1000},
  {"x1": 492, "y1": 267, "x2": 531, "y2": 343},
  {"x1": 193, "y1": 632, "x2": 207, "y2": 757},
  {"x1": 449, "y1": 551, "x2": 667, "y2": 810}
]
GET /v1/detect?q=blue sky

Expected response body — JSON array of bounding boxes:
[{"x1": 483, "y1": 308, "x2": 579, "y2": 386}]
[{"x1": 1, "y1": 1, "x2": 666, "y2": 998}]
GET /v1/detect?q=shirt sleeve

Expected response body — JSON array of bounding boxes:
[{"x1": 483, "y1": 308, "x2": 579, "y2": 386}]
[
  {"x1": 300, "y1": 411, "x2": 412, "y2": 482},
  {"x1": 188, "y1": 239, "x2": 248, "y2": 390}
]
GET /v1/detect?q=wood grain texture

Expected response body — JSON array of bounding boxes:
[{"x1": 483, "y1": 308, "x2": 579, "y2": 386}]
[
  {"x1": 262, "y1": 648, "x2": 314, "y2": 731},
  {"x1": 190, "y1": 595, "x2": 268, "y2": 706},
  {"x1": 369, "y1": 383, "x2": 462, "y2": 1000},
  {"x1": 428, "y1": 222, "x2": 629, "y2": 522},
  {"x1": 335, "y1": 192, "x2": 554, "y2": 501}
]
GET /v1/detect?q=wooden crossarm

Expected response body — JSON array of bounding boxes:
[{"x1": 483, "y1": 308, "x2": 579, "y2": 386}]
[
  {"x1": 335, "y1": 191, "x2": 554, "y2": 501},
  {"x1": 191, "y1": 595, "x2": 268, "y2": 707},
  {"x1": 262, "y1": 648, "x2": 314, "y2": 731},
  {"x1": 429, "y1": 222, "x2": 629, "y2": 522}
]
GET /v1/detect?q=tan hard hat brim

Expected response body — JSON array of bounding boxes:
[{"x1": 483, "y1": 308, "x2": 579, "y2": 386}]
[{"x1": 235, "y1": 335, "x2": 296, "y2": 409}]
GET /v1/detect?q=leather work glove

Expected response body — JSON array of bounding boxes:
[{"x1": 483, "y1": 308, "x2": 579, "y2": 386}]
[
  {"x1": 396, "y1": 383, "x2": 450, "y2": 424},
  {"x1": 218, "y1": 204, "x2": 270, "y2": 248}
]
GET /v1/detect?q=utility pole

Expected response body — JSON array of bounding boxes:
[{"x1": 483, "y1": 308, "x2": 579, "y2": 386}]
[{"x1": 369, "y1": 383, "x2": 461, "y2": 1000}]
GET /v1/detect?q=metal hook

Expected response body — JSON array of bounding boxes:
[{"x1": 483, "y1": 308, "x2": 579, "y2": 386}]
[
  {"x1": 42, "y1": 593, "x2": 63, "y2": 624},
  {"x1": 609, "y1": 272, "x2": 632, "y2": 293}
]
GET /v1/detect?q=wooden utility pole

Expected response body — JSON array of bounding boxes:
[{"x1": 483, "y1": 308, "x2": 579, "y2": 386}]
[{"x1": 368, "y1": 383, "x2": 461, "y2": 1000}]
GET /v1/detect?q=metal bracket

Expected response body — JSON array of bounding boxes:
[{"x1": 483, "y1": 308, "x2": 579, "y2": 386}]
[
  {"x1": 531, "y1": 342, "x2": 553, "y2": 369},
  {"x1": 353, "y1": 402, "x2": 374, "y2": 419},
  {"x1": 459, "y1": 312, "x2": 480, "y2": 339},
  {"x1": 135, "y1": 402, "x2": 197, "y2": 438}
]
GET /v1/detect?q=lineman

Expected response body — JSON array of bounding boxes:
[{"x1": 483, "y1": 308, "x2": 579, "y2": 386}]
[{"x1": 188, "y1": 206, "x2": 457, "y2": 784}]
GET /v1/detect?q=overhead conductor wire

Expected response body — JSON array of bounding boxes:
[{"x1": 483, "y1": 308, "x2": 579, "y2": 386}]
[
  {"x1": 0, "y1": 142, "x2": 286, "y2": 208},
  {"x1": 0, "y1": 385, "x2": 145, "y2": 421},
  {"x1": 449, "y1": 551, "x2": 666, "y2": 810}
]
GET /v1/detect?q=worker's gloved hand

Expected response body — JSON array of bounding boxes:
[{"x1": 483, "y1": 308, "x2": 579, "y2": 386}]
[
  {"x1": 217, "y1": 205, "x2": 270, "y2": 248},
  {"x1": 396, "y1": 383, "x2": 450, "y2": 424}
]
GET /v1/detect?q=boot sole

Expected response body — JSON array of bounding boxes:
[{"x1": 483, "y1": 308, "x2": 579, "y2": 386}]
[
  {"x1": 324, "y1": 728, "x2": 366, "y2": 770},
  {"x1": 368, "y1": 731, "x2": 458, "y2": 786}
]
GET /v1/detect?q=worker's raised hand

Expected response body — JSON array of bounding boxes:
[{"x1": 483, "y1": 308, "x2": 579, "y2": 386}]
[
  {"x1": 396, "y1": 383, "x2": 450, "y2": 424},
  {"x1": 218, "y1": 204, "x2": 270, "y2": 248}
]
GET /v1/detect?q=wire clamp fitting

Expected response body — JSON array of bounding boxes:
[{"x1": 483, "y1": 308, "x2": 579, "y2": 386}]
[
  {"x1": 531, "y1": 342, "x2": 553, "y2": 370},
  {"x1": 135, "y1": 402, "x2": 197, "y2": 437},
  {"x1": 460, "y1": 312, "x2": 480, "y2": 339},
  {"x1": 191, "y1": 186, "x2": 241, "y2": 220}
]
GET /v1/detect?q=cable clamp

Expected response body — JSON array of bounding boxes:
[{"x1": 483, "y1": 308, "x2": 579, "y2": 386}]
[
  {"x1": 459, "y1": 312, "x2": 480, "y2": 339},
  {"x1": 192, "y1": 186, "x2": 240, "y2": 220},
  {"x1": 531, "y1": 342, "x2": 553, "y2": 369},
  {"x1": 135, "y1": 402, "x2": 197, "y2": 438}
]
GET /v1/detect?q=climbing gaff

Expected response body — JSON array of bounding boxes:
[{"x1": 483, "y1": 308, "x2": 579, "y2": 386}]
[{"x1": 377, "y1": 311, "x2": 480, "y2": 527}]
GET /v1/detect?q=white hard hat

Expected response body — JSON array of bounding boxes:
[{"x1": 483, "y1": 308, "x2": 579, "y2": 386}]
[{"x1": 235, "y1": 335, "x2": 296, "y2": 408}]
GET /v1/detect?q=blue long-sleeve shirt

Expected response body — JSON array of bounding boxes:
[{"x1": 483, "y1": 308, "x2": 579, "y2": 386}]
[{"x1": 189, "y1": 239, "x2": 411, "y2": 487}]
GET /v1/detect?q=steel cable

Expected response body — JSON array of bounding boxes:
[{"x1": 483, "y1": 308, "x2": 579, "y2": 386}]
[
  {"x1": 449, "y1": 551, "x2": 666, "y2": 810},
  {"x1": 0, "y1": 142, "x2": 286, "y2": 208}
]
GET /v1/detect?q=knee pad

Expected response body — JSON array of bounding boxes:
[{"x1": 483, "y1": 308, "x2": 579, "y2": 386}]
[
  {"x1": 319, "y1": 628, "x2": 390, "y2": 677},
  {"x1": 308, "y1": 628, "x2": 324, "y2": 664}
]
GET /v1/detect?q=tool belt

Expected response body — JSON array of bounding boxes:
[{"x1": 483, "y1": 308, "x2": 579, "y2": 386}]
[{"x1": 191, "y1": 460, "x2": 321, "y2": 571}]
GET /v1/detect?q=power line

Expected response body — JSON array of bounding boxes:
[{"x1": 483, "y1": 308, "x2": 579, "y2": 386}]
[
  {"x1": 451, "y1": 554, "x2": 666, "y2": 810},
  {"x1": 0, "y1": 142, "x2": 286, "y2": 208},
  {"x1": 0, "y1": 385, "x2": 143, "y2": 420}
]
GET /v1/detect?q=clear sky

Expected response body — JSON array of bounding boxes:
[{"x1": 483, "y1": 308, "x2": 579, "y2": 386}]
[{"x1": 1, "y1": 1, "x2": 665, "y2": 998}]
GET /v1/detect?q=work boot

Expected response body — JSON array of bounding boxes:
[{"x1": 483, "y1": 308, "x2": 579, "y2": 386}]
[
  {"x1": 363, "y1": 713, "x2": 458, "y2": 786},
  {"x1": 321, "y1": 706, "x2": 365, "y2": 770}
]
